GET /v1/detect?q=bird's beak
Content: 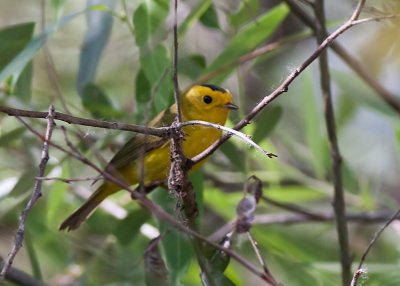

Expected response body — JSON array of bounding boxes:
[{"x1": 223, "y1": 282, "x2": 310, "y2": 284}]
[{"x1": 224, "y1": 102, "x2": 239, "y2": 110}]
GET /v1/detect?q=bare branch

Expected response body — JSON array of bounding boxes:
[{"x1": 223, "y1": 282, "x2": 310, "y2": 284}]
[
  {"x1": 0, "y1": 105, "x2": 55, "y2": 280},
  {"x1": 180, "y1": 120, "x2": 276, "y2": 158},
  {"x1": 0, "y1": 105, "x2": 169, "y2": 137}
]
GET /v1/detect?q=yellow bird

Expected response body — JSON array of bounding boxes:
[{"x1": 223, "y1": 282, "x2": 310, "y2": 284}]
[{"x1": 60, "y1": 84, "x2": 238, "y2": 231}]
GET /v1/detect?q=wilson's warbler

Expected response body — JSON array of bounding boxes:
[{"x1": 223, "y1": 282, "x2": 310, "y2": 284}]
[{"x1": 59, "y1": 84, "x2": 238, "y2": 231}]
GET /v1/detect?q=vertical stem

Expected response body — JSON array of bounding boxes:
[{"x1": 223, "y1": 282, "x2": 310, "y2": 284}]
[
  {"x1": 172, "y1": 0, "x2": 181, "y2": 121},
  {"x1": 314, "y1": 1, "x2": 351, "y2": 285}
]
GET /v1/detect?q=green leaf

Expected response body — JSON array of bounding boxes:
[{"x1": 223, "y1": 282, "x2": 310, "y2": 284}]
[
  {"x1": 206, "y1": 4, "x2": 289, "y2": 73},
  {"x1": 114, "y1": 209, "x2": 151, "y2": 245},
  {"x1": 46, "y1": 165, "x2": 69, "y2": 228},
  {"x1": 200, "y1": 4, "x2": 219, "y2": 29},
  {"x1": 252, "y1": 105, "x2": 282, "y2": 144},
  {"x1": 14, "y1": 61, "x2": 33, "y2": 102},
  {"x1": 204, "y1": 187, "x2": 242, "y2": 220},
  {"x1": 133, "y1": 0, "x2": 169, "y2": 47},
  {"x1": 80, "y1": 82, "x2": 119, "y2": 119},
  {"x1": 0, "y1": 127, "x2": 25, "y2": 147},
  {"x1": 0, "y1": 10, "x2": 85, "y2": 85},
  {"x1": 302, "y1": 70, "x2": 327, "y2": 178},
  {"x1": 0, "y1": 22, "x2": 34, "y2": 71},
  {"x1": 202, "y1": 237, "x2": 235, "y2": 286},
  {"x1": 25, "y1": 229, "x2": 43, "y2": 280},
  {"x1": 336, "y1": 92, "x2": 357, "y2": 129},
  {"x1": 229, "y1": 0, "x2": 260, "y2": 28},
  {"x1": 178, "y1": 0, "x2": 212, "y2": 36},
  {"x1": 178, "y1": 54, "x2": 207, "y2": 80},
  {"x1": 135, "y1": 69, "x2": 152, "y2": 121},
  {"x1": 139, "y1": 44, "x2": 172, "y2": 113},
  {"x1": 76, "y1": 0, "x2": 115, "y2": 93},
  {"x1": 0, "y1": 22, "x2": 34, "y2": 101},
  {"x1": 332, "y1": 70, "x2": 396, "y2": 117},
  {"x1": 51, "y1": 0, "x2": 66, "y2": 21},
  {"x1": 0, "y1": 192, "x2": 30, "y2": 217},
  {"x1": 152, "y1": 188, "x2": 193, "y2": 285},
  {"x1": 9, "y1": 169, "x2": 37, "y2": 196},
  {"x1": 220, "y1": 141, "x2": 246, "y2": 172}
]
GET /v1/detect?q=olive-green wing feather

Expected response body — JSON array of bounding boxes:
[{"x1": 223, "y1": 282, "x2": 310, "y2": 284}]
[{"x1": 105, "y1": 105, "x2": 177, "y2": 171}]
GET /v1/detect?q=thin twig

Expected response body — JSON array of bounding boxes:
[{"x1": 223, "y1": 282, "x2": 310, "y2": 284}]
[
  {"x1": 350, "y1": 208, "x2": 400, "y2": 286},
  {"x1": 180, "y1": 120, "x2": 277, "y2": 158},
  {"x1": 314, "y1": 0, "x2": 351, "y2": 284},
  {"x1": 35, "y1": 176, "x2": 100, "y2": 183},
  {"x1": 209, "y1": 211, "x2": 400, "y2": 242},
  {"x1": 0, "y1": 106, "x2": 55, "y2": 280},
  {"x1": 0, "y1": 105, "x2": 169, "y2": 137}
]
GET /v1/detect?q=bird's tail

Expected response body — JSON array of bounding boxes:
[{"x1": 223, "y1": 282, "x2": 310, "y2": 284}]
[{"x1": 59, "y1": 183, "x2": 116, "y2": 231}]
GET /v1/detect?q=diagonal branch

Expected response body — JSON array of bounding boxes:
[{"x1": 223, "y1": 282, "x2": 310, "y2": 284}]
[{"x1": 0, "y1": 105, "x2": 169, "y2": 137}]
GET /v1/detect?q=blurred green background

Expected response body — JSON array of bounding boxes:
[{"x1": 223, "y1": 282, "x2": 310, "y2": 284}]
[{"x1": 1, "y1": 0, "x2": 400, "y2": 285}]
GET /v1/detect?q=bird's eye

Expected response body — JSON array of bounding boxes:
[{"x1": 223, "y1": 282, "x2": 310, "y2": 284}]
[{"x1": 203, "y1": 95, "x2": 212, "y2": 104}]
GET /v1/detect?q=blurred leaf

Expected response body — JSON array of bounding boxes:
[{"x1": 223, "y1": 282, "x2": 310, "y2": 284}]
[
  {"x1": 9, "y1": 169, "x2": 37, "y2": 196},
  {"x1": 0, "y1": 22, "x2": 34, "y2": 70},
  {"x1": 0, "y1": 22, "x2": 34, "y2": 101},
  {"x1": 336, "y1": 92, "x2": 357, "y2": 129},
  {"x1": 114, "y1": 208, "x2": 151, "y2": 245},
  {"x1": 220, "y1": 141, "x2": 246, "y2": 172},
  {"x1": 252, "y1": 105, "x2": 282, "y2": 144},
  {"x1": 152, "y1": 188, "x2": 193, "y2": 284},
  {"x1": 179, "y1": 0, "x2": 212, "y2": 35},
  {"x1": 0, "y1": 10, "x2": 85, "y2": 84},
  {"x1": 0, "y1": 127, "x2": 25, "y2": 147},
  {"x1": 139, "y1": 44, "x2": 172, "y2": 113},
  {"x1": 266, "y1": 185, "x2": 325, "y2": 203},
  {"x1": 200, "y1": 4, "x2": 219, "y2": 29},
  {"x1": 178, "y1": 54, "x2": 207, "y2": 80},
  {"x1": 14, "y1": 61, "x2": 33, "y2": 102},
  {"x1": 135, "y1": 69, "x2": 152, "y2": 121},
  {"x1": 76, "y1": 0, "x2": 115, "y2": 93},
  {"x1": 25, "y1": 229, "x2": 43, "y2": 280},
  {"x1": 144, "y1": 238, "x2": 170, "y2": 286},
  {"x1": 81, "y1": 82, "x2": 119, "y2": 119},
  {"x1": 0, "y1": 192, "x2": 30, "y2": 216},
  {"x1": 341, "y1": 160, "x2": 359, "y2": 194},
  {"x1": 204, "y1": 187, "x2": 242, "y2": 220},
  {"x1": 206, "y1": 4, "x2": 289, "y2": 73},
  {"x1": 229, "y1": 0, "x2": 260, "y2": 28},
  {"x1": 51, "y1": 0, "x2": 66, "y2": 21},
  {"x1": 302, "y1": 71, "x2": 326, "y2": 178},
  {"x1": 202, "y1": 236, "x2": 234, "y2": 286},
  {"x1": 332, "y1": 70, "x2": 396, "y2": 117},
  {"x1": 46, "y1": 166, "x2": 69, "y2": 228},
  {"x1": 133, "y1": 0, "x2": 169, "y2": 47}
]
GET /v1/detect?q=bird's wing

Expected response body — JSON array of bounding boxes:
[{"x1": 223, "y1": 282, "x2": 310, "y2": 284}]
[{"x1": 105, "y1": 105, "x2": 177, "y2": 171}]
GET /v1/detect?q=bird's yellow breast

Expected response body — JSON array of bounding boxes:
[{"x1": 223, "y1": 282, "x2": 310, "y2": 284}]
[{"x1": 122, "y1": 125, "x2": 222, "y2": 185}]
